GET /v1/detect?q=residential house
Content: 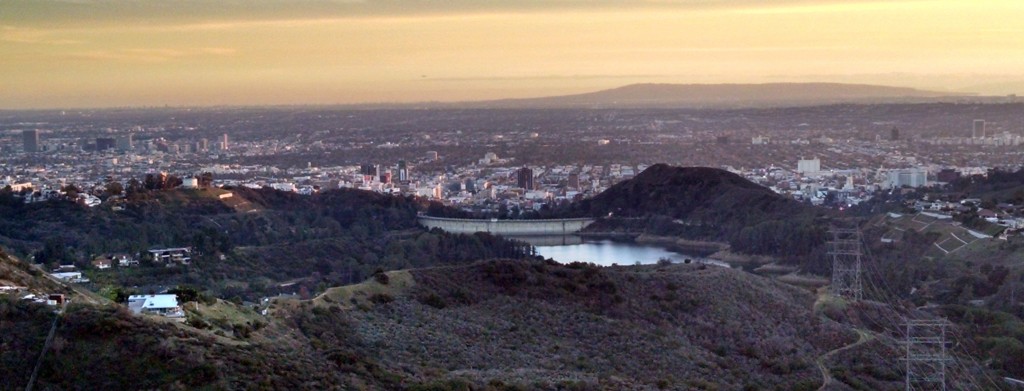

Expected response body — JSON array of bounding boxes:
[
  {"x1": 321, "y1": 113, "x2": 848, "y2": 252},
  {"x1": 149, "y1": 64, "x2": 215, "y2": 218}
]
[
  {"x1": 127, "y1": 294, "x2": 184, "y2": 318},
  {"x1": 91, "y1": 257, "x2": 112, "y2": 270},
  {"x1": 113, "y1": 254, "x2": 138, "y2": 267},
  {"x1": 51, "y1": 272, "x2": 88, "y2": 283},
  {"x1": 147, "y1": 247, "x2": 192, "y2": 265}
]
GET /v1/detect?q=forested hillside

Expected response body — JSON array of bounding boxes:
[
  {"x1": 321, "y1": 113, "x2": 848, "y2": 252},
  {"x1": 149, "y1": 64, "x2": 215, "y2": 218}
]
[
  {"x1": 0, "y1": 186, "x2": 531, "y2": 299},
  {"x1": 566, "y1": 164, "x2": 830, "y2": 260}
]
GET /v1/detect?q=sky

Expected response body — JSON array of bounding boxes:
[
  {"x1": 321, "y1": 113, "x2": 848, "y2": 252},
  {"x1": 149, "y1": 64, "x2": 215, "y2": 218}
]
[{"x1": 2, "y1": 0, "x2": 1024, "y2": 109}]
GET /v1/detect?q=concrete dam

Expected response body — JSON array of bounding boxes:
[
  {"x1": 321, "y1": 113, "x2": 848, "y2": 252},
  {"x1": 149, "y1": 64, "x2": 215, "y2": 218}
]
[{"x1": 417, "y1": 215, "x2": 596, "y2": 236}]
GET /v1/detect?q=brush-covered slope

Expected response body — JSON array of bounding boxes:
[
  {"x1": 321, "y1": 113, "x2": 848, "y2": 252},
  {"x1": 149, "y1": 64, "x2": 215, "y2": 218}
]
[
  {"x1": 0, "y1": 248, "x2": 67, "y2": 295},
  {"x1": 576, "y1": 164, "x2": 829, "y2": 257},
  {"x1": 296, "y1": 259, "x2": 857, "y2": 390}
]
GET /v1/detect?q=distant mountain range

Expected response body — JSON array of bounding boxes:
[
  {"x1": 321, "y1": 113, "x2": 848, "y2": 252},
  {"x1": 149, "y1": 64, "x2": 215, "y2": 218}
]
[{"x1": 465, "y1": 82, "x2": 970, "y2": 109}]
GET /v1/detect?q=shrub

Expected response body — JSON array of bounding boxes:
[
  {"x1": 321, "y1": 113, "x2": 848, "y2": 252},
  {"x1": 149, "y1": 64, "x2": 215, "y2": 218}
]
[
  {"x1": 369, "y1": 293, "x2": 393, "y2": 304},
  {"x1": 373, "y1": 269, "x2": 390, "y2": 285},
  {"x1": 418, "y1": 293, "x2": 447, "y2": 309}
]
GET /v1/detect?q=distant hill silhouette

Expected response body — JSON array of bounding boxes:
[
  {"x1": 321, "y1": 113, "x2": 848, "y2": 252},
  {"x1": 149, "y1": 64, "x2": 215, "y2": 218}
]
[
  {"x1": 574, "y1": 164, "x2": 830, "y2": 257},
  {"x1": 474, "y1": 82, "x2": 964, "y2": 108}
]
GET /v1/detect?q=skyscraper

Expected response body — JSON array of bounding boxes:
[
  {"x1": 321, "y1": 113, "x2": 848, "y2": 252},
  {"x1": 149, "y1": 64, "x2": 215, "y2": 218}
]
[
  {"x1": 22, "y1": 130, "x2": 39, "y2": 153},
  {"x1": 116, "y1": 134, "x2": 134, "y2": 151},
  {"x1": 890, "y1": 127, "x2": 900, "y2": 141},
  {"x1": 222, "y1": 133, "x2": 229, "y2": 150},
  {"x1": 517, "y1": 167, "x2": 534, "y2": 190},
  {"x1": 360, "y1": 164, "x2": 377, "y2": 176},
  {"x1": 397, "y1": 160, "x2": 409, "y2": 183},
  {"x1": 973, "y1": 119, "x2": 986, "y2": 138},
  {"x1": 96, "y1": 137, "x2": 116, "y2": 151}
]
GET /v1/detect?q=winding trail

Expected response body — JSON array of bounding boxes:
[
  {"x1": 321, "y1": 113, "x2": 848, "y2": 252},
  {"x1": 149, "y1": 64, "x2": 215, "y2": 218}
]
[{"x1": 817, "y1": 329, "x2": 873, "y2": 391}]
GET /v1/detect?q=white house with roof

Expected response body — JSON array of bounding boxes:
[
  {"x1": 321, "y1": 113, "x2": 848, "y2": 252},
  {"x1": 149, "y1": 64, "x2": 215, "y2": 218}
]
[{"x1": 127, "y1": 294, "x2": 184, "y2": 318}]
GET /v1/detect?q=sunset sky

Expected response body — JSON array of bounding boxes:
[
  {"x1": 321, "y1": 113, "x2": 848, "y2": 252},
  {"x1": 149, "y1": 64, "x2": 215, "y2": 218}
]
[{"x1": 2, "y1": 0, "x2": 1024, "y2": 109}]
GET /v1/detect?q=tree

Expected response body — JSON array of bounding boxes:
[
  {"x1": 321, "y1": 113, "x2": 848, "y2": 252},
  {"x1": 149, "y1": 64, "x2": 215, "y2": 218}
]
[
  {"x1": 35, "y1": 238, "x2": 73, "y2": 266},
  {"x1": 143, "y1": 174, "x2": 161, "y2": 190},
  {"x1": 163, "y1": 175, "x2": 183, "y2": 190},
  {"x1": 125, "y1": 178, "x2": 144, "y2": 197},
  {"x1": 62, "y1": 184, "x2": 80, "y2": 199},
  {"x1": 105, "y1": 181, "x2": 124, "y2": 197},
  {"x1": 169, "y1": 285, "x2": 200, "y2": 304},
  {"x1": 198, "y1": 172, "x2": 214, "y2": 188}
]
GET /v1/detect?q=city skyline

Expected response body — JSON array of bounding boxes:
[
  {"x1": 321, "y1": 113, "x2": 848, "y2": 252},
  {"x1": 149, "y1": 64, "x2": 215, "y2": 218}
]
[{"x1": 3, "y1": 0, "x2": 1024, "y2": 109}]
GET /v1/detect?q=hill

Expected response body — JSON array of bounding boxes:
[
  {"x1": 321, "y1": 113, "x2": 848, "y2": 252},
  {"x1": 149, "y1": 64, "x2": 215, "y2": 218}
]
[
  {"x1": 1, "y1": 257, "x2": 861, "y2": 389},
  {"x1": 5, "y1": 246, "x2": 1012, "y2": 389},
  {"x1": 309, "y1": 259, "x2": 857, "y2": 389},
  {"x1": 569, "y1": 164, "x2": 830, "y2": 259},
  {"x1": 475, "y1": 83, "x2": 961, "y2": 109},
  {"x1": 0, "y1": 186, "x2": 531, "y2": 300}
]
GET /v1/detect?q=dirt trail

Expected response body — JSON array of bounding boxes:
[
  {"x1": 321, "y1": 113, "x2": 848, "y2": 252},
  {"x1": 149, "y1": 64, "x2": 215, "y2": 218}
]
[{"x1": 817, "y1": 329, "x2": 873, "y2": 391}]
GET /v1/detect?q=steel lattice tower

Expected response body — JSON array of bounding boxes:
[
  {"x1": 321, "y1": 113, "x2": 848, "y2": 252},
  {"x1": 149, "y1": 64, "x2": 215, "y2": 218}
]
[
  {"x1": 829, "y1": 227, "x2": 863, "y2": 300},
  {"x1": 904, "y1": 319, "x2": 951, "y2": 391}
]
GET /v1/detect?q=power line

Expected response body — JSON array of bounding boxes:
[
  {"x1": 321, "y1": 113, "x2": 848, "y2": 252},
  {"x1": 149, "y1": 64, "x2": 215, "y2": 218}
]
[
  {"x1": 904, "y1": 318, "x2": 951, "y2": 391},
  {"x1": 829, "y1": 226, "x2": 863, "y2": 301}
]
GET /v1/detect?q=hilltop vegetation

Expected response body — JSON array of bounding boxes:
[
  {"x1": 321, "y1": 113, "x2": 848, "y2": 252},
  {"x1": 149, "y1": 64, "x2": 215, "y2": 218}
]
[
  {"x1": 565, "y1": 164, "x2": 830, "y2": 261},
  {"x1": 290, "y1": 259, "x2": 855, "y2": 390},
  {"x1": 0, "y1": 186, "x2": 531, "y2": 300}
]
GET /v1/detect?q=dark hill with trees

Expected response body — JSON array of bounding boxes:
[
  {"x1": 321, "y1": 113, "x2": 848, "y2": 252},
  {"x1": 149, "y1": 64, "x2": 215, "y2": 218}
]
[
  {"x1": 568, "y1": 164, "x2": 830, "y2": 259},
  {"x1": 0, "y1": 186, "x2": 531, "y2": 300}
]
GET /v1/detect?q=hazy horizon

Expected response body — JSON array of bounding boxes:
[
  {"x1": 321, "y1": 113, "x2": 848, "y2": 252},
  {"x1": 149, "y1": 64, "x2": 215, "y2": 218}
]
[{"x1": 4, "y1": 0, "x2": 1024, "y2": 109}]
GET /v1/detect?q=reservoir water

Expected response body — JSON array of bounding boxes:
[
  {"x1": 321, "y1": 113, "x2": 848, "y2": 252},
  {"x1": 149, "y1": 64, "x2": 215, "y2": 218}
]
[{"x1": 531, "y1": 237, "x2": 729, "y2": 268}]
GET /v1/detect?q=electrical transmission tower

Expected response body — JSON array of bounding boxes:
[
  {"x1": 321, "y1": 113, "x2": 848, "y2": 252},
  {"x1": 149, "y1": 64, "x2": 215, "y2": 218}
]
[
  {"x1": 828, "y1": 226, "x2": 863, "y2": 300},
  {"x1": 904, "y1": 318, "x2": 951, "y2": 391}
]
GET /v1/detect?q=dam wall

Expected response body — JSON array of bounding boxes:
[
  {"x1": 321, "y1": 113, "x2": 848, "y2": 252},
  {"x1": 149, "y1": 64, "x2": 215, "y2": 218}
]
[{"x1": 418, "y1": 216, "x2": 595, "y2": 236}]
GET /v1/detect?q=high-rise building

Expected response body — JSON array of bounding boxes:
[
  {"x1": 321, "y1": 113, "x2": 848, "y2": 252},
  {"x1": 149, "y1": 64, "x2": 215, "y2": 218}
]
[
  {"x1": 397, "y1": 160, "x2": 409, "y2": 182},
  {"x1": 797, "y1": 158, "x2": 821, "y2": 175},
  {"x1": 567, "y1": 173, "x2": 581, "y2": 190},
  {"x1": 973, "y1": 119, "x2": 986, "y2": 138},
  {"x1": 96, "y1": 137, "x2": 116, "y2": 151},
  {"x1": 222, "y1": 133, "x2": 229, "y2": 150},
  {"x1": 199, "y1": 138, "x2": 209, "y2": 151},
  {"x1": 116, "y1": 134, "x2": 133, "y2": 151},
  {"x1": 517, "y1": 167, "x2": 535, "y2": 190},
  {"x1": 360, "y1": 164, "x2": 377, "y2": 176},
  {"x1": 22, "y1": 130, "x2": 39, "y2": 153},
  {"x1": 888, "y1": 169, "x2": 928, "y2": 188},
  {"x1": 890, "y1": 127, "x2": 900, "y2": 141}
]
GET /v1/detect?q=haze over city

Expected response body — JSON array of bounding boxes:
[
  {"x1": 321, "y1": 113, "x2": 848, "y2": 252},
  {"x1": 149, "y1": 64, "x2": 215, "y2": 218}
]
[
  {"x1": 4, "y1": 0, "x2": 1024, "y2": 109},
  {"x1": 4, "y1": 1, "x2": 1024, "y2": 390}
]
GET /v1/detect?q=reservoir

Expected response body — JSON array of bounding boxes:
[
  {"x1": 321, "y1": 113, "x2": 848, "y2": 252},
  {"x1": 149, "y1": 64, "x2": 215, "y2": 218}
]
[{"x1": 531, "y1": 237, "x2": 729, "y2": 268}]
